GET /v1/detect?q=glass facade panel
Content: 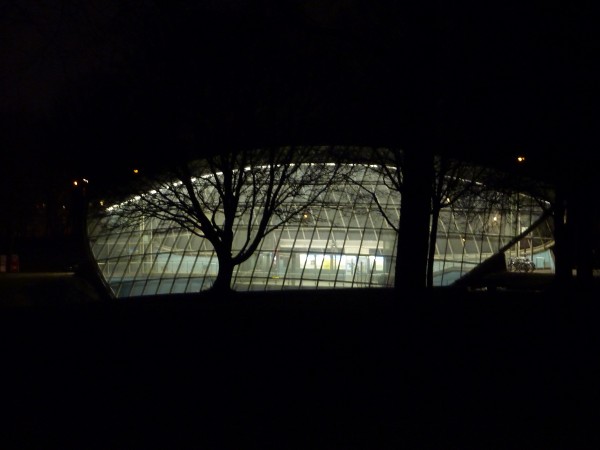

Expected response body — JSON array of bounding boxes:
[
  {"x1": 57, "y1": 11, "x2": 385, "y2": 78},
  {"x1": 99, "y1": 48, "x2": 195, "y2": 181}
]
[{"x1": 88, "y1": 164, "x2": 554, "y2": 297}]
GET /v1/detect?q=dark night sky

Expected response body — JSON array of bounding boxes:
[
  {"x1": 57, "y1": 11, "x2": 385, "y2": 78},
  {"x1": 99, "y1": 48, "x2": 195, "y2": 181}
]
[{"x1": 1, "y1": 0, "x2": 597, "y2": 199}]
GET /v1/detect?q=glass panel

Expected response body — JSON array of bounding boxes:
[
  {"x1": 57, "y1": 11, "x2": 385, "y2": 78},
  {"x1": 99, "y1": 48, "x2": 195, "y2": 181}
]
[{"x1": 89, "y1": 160, "x2": 554, "y2": 297}]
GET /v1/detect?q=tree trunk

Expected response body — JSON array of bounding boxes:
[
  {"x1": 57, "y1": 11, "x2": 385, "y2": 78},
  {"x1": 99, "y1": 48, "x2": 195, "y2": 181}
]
[
  {"x1": 426, "y1": 206, "x2": 440, "y2": 288},
  {"x1": 211, "y1": 253, "x2": 235, "y2": 292},
  {"x1": 395, "y1": 148, "x2": 433, "y2": 291},
  {"x1": 552, "y1": 188, "x2": 572, "y2": 289}
]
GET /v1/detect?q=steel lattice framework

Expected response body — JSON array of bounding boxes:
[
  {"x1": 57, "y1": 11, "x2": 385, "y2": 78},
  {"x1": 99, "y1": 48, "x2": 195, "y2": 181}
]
[{"x1": 87, "y1": 164, "x2": 554, "y2": 297}]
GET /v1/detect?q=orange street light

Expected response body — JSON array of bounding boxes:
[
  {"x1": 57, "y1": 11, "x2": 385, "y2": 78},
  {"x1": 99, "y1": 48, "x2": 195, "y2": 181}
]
[{"x1": 517, "y1": 156, "x2": 526, "y2": 163}]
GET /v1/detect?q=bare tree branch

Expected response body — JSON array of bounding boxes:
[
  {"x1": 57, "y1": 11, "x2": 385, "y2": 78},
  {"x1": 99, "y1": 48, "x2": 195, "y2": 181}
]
[{"x1": 99, "y1": 145, "x2": 343, "y2": 291}]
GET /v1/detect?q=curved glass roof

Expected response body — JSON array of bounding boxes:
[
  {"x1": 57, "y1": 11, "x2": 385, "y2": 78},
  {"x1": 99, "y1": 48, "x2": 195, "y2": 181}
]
[{"x1": 87, "y1": 163, "x2": 554, "y2": 297}]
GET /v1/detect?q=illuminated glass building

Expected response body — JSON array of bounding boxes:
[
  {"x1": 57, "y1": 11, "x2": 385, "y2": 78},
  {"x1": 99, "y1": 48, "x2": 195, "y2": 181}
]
[{"x1": 87, "y1": 164, "x2": 555, "y2": 298}]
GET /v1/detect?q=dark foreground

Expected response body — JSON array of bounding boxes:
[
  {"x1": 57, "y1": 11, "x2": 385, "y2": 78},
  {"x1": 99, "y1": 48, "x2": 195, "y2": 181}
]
[{"x1": 2, "y1": 278, "x2": 600, "y2": 449}]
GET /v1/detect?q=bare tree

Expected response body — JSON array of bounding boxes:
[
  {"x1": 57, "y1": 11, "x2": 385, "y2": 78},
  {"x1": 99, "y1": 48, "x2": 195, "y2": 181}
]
[
  {"x1": 427, "y1": 156, "x2": 494, "y2": 287},
  {"x1": 340, "y1": 148, "x2": 521, "y2": 288},
  {"x1": 339, "y1": 146, "x2": 412, "y2": 289},
  {"x1": 97, "y1": 146, "x2": 341, "y2": 292}
]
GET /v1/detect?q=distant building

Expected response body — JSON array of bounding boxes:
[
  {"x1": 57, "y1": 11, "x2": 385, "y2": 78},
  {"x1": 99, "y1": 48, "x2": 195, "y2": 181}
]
[{"x1": 87, "y1": 163, "x2": 554, "y2": 298}]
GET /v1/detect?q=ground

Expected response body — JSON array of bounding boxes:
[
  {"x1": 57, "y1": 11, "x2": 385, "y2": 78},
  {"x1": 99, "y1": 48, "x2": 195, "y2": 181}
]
[{"x1": 1, "y1": 274, "x2": 600, "y2": 449}]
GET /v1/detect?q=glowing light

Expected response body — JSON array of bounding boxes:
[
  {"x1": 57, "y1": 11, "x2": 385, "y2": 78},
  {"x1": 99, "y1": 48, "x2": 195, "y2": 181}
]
[
  {"x1": 517, "y1": 156, "x2": 526, "y2": 163},
  {"x1": 73, "y1": 181, "x2": 78, "y2": 186},
  {"x1": 133, "y1": 169, "x2": 139, "y2": 174}
]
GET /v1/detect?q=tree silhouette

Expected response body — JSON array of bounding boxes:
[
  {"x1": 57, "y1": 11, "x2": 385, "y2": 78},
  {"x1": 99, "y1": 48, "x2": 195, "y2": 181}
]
[
  {"x1": 97, "y1": 146, "x2": 342, "y2": 292},
  {"x1": 339, "y1": 147, "x2": 551, "y2": 288},
  {"x1": 426, "y1": 156, "x2": 498, "y2": 287},
  {"x1": 338, "y1": 146, "x2": 432, "y2": 289}
]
